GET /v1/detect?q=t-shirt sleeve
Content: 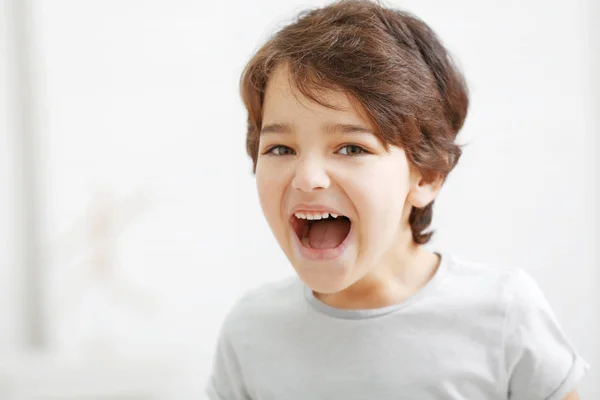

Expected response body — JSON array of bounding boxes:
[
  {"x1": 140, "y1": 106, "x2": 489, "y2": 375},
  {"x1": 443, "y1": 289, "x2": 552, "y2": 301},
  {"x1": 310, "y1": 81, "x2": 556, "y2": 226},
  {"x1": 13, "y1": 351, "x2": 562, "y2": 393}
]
[
  {"x1": 503, "y1": 268, "x2": 590, "y2": 400},
  {"x1": 205, "y1": 317, "x2": 252, "y2": 400}
]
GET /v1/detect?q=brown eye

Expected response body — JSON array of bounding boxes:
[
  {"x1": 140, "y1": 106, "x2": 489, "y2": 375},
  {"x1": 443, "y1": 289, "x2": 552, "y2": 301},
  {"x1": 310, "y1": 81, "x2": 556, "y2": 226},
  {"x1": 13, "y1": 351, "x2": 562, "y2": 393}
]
[{"x1": 338, "y1": 145, "x2": 366, "y2": 156}]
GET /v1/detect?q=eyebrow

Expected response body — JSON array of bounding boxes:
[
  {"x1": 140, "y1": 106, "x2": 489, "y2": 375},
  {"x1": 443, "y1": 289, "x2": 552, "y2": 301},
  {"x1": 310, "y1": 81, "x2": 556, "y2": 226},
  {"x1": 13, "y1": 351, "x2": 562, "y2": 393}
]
[{"x1": 260, "y1": 122, "x2": 373, "y2": 136}]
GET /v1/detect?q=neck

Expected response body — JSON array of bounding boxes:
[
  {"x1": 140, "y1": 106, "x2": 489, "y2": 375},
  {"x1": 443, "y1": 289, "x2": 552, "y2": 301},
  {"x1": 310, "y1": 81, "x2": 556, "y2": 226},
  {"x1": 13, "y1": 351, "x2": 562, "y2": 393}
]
[{"x1": 314, "y1": 243, "x2": 441, "y2": 310}]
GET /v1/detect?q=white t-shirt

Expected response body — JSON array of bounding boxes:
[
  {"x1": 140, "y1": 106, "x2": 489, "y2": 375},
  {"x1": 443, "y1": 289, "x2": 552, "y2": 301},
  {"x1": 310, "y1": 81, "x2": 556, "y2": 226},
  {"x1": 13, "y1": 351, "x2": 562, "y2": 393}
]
[{"x1": 206, "y1": 253, "x2": 590, "y2": 399}]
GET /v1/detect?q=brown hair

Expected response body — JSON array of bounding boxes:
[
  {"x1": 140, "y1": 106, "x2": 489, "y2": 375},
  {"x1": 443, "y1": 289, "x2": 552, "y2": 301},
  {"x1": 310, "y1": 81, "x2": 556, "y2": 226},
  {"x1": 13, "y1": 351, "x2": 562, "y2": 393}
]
[{"x1": 240, "y1": 0, "x2": 469, "y2": 244}]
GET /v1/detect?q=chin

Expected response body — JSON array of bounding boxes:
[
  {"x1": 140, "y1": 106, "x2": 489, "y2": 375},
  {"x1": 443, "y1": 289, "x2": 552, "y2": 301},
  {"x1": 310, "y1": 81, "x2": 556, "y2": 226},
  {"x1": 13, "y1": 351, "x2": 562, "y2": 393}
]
[{"x1": 291, "y1": 257, "x2": 357, "y2": 294}]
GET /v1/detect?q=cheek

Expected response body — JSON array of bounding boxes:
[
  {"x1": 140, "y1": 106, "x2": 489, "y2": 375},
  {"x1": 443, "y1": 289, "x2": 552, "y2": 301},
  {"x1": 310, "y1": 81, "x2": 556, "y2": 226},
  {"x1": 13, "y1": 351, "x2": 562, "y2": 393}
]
[
  {"x1": 355, "y1": 181, "x2": 407, "y2": 228},
  {"x1": 339, "y1": 161, "x2": 411, "y2": 235},
  {"x1": 256, "y1": 161, "x2": 288, "y2": 224}
]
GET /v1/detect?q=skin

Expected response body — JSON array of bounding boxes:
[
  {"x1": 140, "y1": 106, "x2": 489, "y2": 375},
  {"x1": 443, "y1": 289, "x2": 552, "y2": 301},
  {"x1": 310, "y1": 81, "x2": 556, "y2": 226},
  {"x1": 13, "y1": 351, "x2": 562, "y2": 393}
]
[
  {"x1": 563, "y1": 390, "x2": 579, "y2": 400},
  {"x1": 255, "y1": 63, "x2": 442, "y2": 309}
]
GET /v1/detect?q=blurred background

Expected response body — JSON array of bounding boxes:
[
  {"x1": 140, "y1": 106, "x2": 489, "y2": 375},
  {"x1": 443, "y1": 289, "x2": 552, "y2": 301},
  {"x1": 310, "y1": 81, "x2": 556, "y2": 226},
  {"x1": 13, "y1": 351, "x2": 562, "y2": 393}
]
[{"x1": 0, "y1": 0, "x2": 598, "y2": 398}]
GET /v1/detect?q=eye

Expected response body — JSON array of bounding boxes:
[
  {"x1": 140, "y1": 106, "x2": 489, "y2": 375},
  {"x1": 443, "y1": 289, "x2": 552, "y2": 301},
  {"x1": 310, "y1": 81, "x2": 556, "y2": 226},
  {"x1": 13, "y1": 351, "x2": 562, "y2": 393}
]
[
  {"x1": 337, "y1": 144, "x2": 367, "y2": 156},
  {"x1": 266, "y1": 145, "x2": 296, "y2": 156}
]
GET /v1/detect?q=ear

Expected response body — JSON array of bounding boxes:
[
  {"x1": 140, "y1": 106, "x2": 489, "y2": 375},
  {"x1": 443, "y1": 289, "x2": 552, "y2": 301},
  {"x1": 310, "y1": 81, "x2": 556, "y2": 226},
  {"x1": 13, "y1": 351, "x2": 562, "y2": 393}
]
[{"x1": 407, "y1": 168, "x2": 444, "y2": 208}]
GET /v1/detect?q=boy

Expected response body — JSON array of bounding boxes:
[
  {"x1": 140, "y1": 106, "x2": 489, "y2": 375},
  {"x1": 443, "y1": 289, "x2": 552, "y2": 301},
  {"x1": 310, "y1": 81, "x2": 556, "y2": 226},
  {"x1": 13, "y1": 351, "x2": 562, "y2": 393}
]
[{"x1": 206, "y1": 1, "x2": 589, "y2": 398}]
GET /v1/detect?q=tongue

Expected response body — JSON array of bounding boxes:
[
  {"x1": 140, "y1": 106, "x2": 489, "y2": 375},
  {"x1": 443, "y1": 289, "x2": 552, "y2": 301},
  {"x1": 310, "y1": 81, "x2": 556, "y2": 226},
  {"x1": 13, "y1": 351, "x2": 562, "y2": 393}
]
[{"x1": 308, "y1": 218, "x2": 351, "y2": 249}]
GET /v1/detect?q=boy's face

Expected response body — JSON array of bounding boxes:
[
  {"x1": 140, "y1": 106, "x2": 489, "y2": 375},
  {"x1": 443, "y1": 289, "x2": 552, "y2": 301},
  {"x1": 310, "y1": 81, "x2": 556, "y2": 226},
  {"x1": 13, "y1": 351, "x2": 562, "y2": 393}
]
[{"x1": 256, "y1": 64, "x2": 436, "y2": 294}]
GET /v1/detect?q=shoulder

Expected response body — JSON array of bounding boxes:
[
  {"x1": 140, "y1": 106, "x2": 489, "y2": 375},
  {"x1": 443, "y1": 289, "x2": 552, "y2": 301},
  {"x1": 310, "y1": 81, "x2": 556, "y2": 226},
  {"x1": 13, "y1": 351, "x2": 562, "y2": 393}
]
[
  {"x1": 442, "y1": 252, "x2": 569, "y2": 329},
  {"x1": 445, "y1": 253, "x2": 538, "y2": 287},
  {"x1": 492, "y1": 265, "x2": 590, "y2": 398},
  {"x1": 219, "y1": 276, "x2": 305, "y2": 337},
  {"x1": 438, "y1": 254, "x2": 548, "y2": 319},
  {"x1": 440, "y1": 254, "x2": 522, "y2": 300},
  {"x1": 500, "y1": 265, "x2": 562, "y2": 339}
]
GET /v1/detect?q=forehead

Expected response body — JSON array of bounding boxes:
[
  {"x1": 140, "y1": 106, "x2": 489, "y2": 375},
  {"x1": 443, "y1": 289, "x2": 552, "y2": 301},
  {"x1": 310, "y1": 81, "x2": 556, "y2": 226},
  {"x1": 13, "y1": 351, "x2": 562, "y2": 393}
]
[{"x1": 262, "y1": 64, "x2": 375, "y2": 130}]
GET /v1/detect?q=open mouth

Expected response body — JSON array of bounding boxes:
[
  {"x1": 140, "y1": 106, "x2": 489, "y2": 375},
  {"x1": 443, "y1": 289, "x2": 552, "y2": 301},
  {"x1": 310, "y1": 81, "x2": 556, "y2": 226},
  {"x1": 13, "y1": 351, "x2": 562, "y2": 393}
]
[{"x1": 291, "y1": 212, "x2": 352, "y2": 250}]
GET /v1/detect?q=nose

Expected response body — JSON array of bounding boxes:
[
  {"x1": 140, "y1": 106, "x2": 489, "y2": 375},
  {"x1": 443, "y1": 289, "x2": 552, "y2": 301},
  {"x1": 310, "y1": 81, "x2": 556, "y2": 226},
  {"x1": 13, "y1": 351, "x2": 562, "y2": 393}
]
[{"x1": 291, "y1": 156, "x2": 330, "y2": 192}]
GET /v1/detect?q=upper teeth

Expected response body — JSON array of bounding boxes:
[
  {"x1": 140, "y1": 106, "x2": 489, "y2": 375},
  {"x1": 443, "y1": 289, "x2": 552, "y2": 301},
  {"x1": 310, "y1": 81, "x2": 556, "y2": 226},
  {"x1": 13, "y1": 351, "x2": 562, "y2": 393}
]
[{"x1": 295, "y1": 211, "x2": 338, "y2": 220}]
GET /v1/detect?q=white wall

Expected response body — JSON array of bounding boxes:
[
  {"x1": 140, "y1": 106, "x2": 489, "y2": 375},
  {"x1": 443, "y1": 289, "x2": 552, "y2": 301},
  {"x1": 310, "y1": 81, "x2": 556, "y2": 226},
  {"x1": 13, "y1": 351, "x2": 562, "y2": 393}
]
[
  {"x1": 0, "y1": 0, "x2": 20, "y2": 354},
  {"x1": 0, "y1": 0, "x2": 597, "y2": 398}
]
